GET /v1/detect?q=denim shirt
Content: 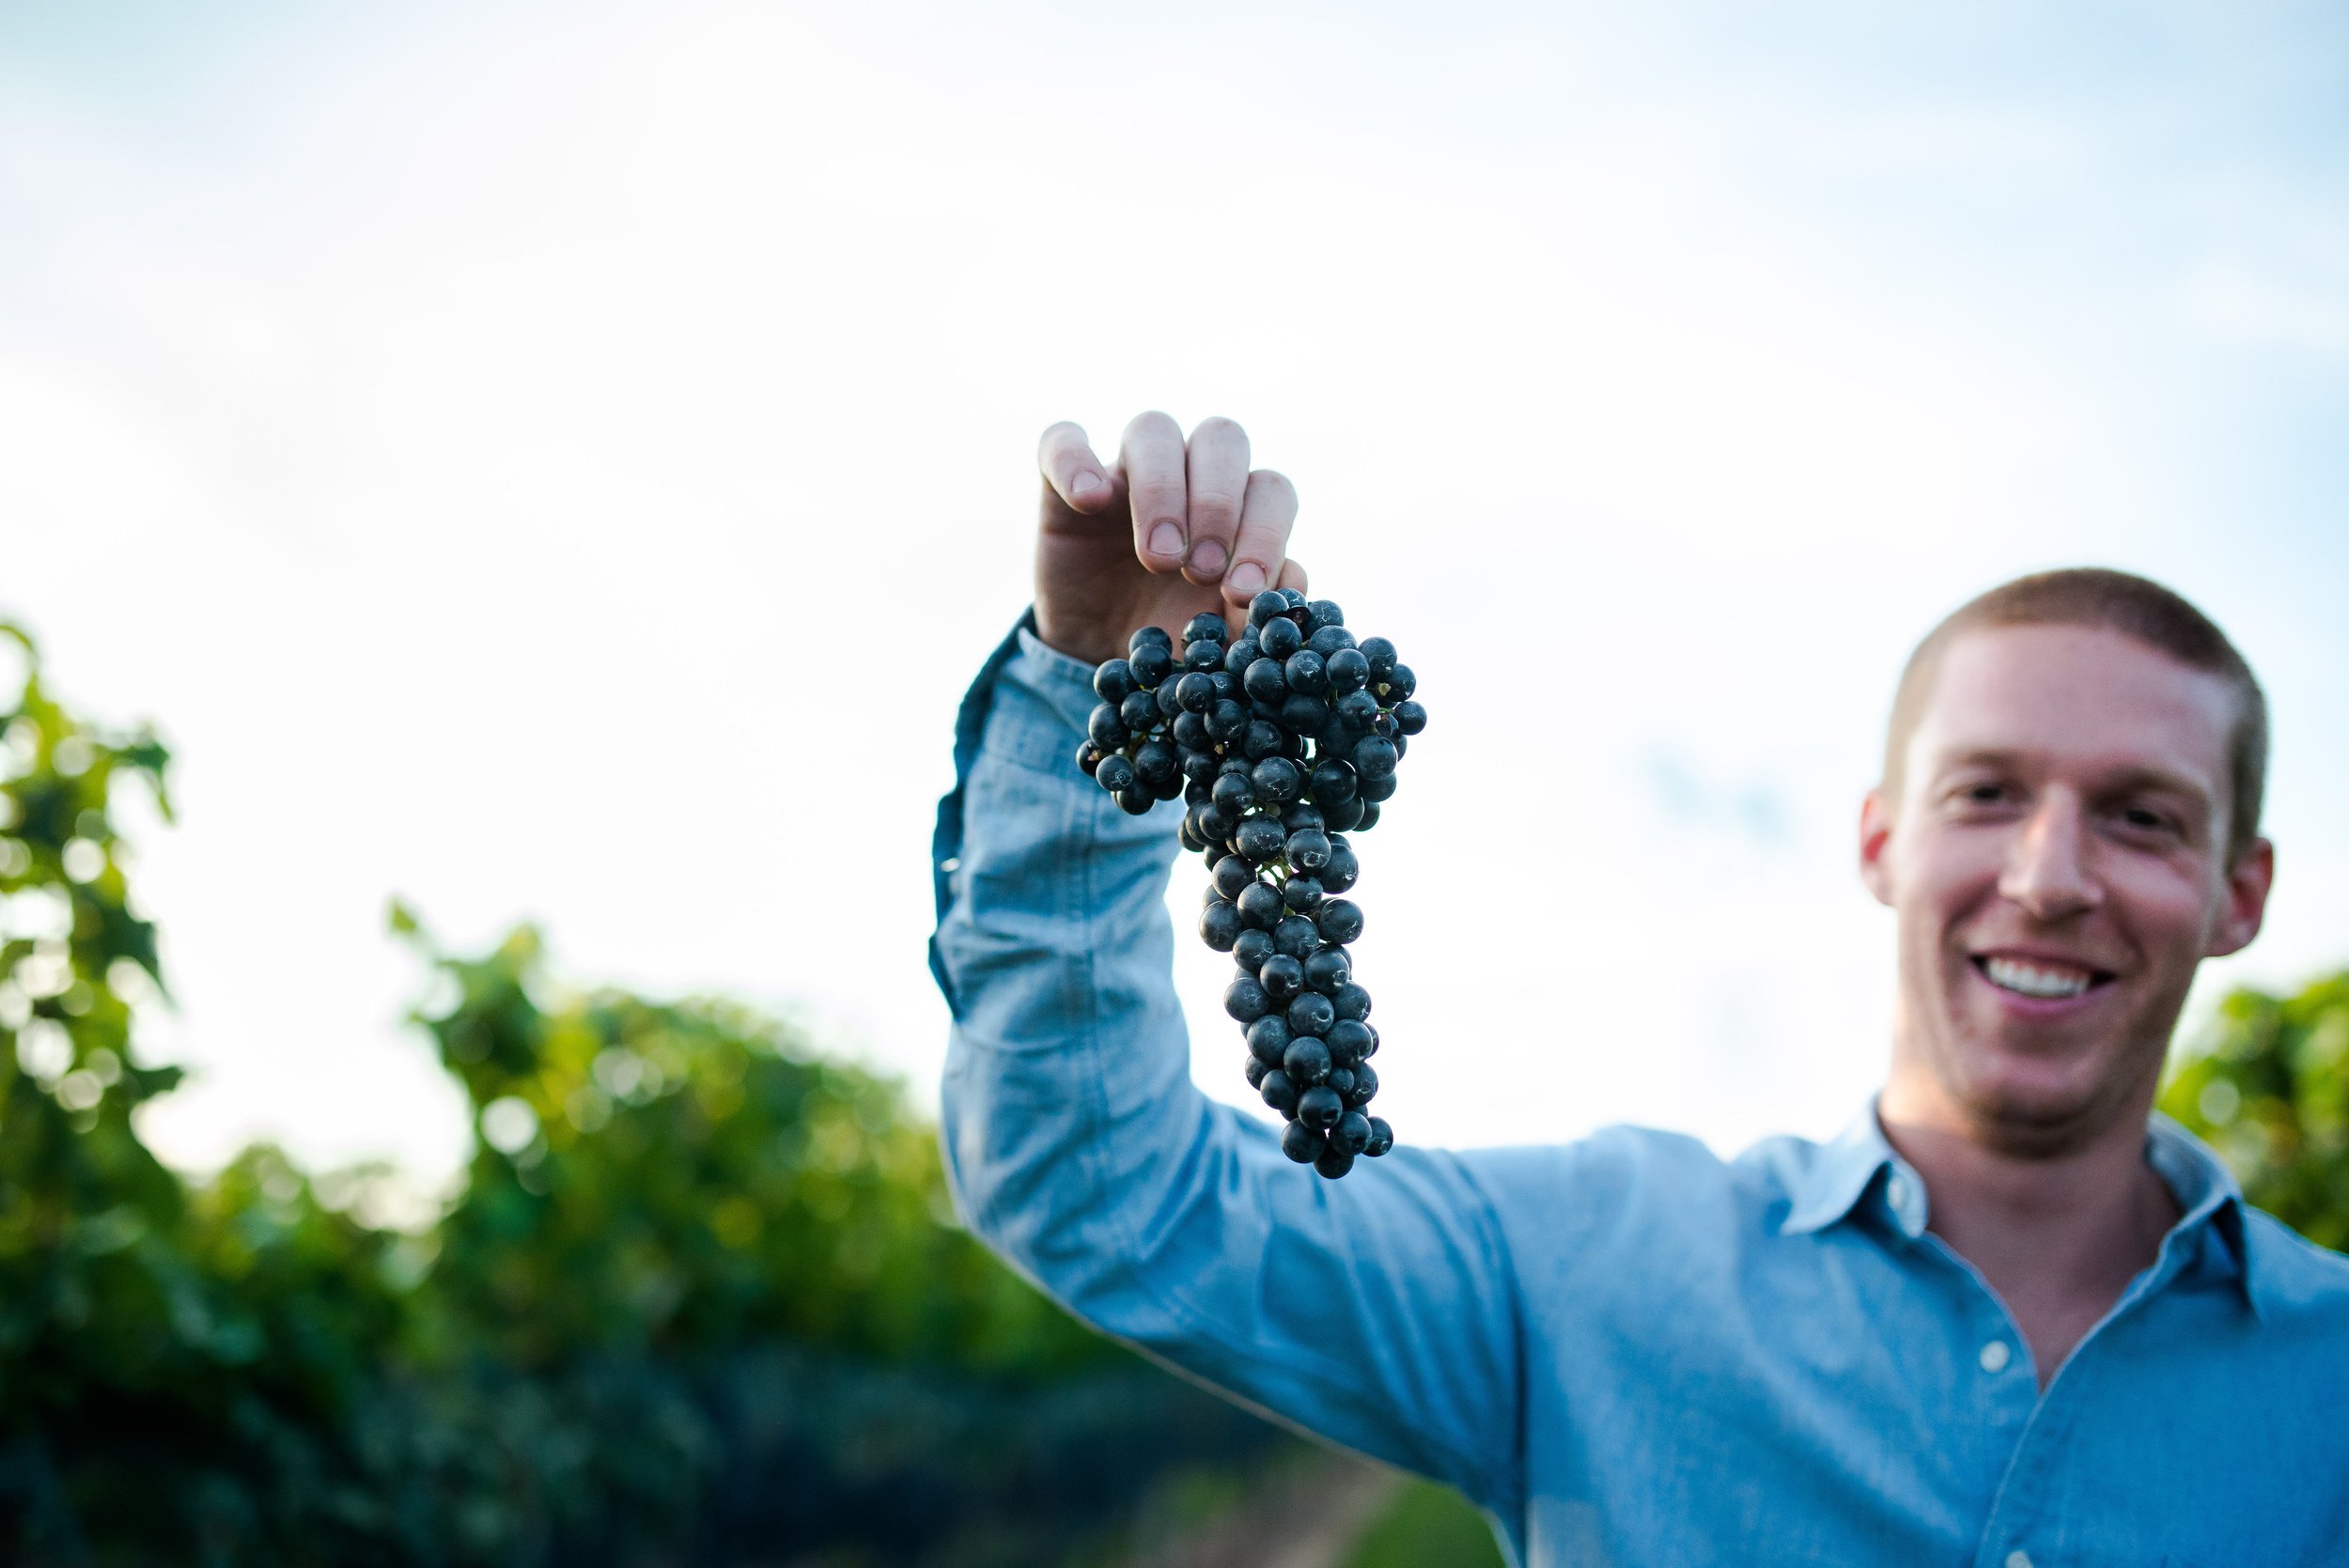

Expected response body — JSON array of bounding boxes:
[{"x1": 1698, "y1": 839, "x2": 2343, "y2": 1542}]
[{"x1": 930, "y1": 614, "x2": 2349, "y2": 1568}]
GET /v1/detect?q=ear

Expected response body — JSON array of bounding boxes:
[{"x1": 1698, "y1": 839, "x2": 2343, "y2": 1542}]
[
  {"x1": 2205, "y1": 836, "x2": 2275, "y2": 958},
  {"x1": 1859, "y1": 786, "x2": 1897, "y2": 908}
]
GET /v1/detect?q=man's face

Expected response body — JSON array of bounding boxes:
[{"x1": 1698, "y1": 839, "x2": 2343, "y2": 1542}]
[{"x1": 1860, "y1": 625, "x2": 2273, "y2": 1151}]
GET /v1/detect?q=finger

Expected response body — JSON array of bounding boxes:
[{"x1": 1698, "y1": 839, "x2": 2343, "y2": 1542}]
[
  {"x1": 1118, "y1": 411, "x2": 1190, "y2": 572},
  {"x1": 1220, "y1": 468, "x2": 1298, "y2": 612},
  {"x1": 1036, "y1": 422, "x2": 1113, "y2": 512},
  {"x1": 1275, "y1": 555, "x2": 1309, "y2": 599},
  {"x1": 1181, "y1": 415, "x2": 1251, "y2": 584}
]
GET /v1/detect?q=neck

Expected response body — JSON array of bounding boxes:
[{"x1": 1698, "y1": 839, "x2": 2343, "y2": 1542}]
[{"x1": 1876, "y1": 1076, "x2": 2180, "y2": 1386}]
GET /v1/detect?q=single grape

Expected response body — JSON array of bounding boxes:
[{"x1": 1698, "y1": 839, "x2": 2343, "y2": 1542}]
[
  {"x1": 1363, "y1": 1116, "x2": 1394, "y2": 1157},
  {"x1": 1196, "y1": 802, "x2": 1237, "y2": 842},
  {"x1": 1087, "y1": 705, "x2": 1128, "y2": 750},
  {"x1": 1298, "y1": 1085, "x2": 1343, "y2": 1131},
  {"x1": 1223, "y1": 974, "x2": 1270, "y2": 1023},
  {"x1": 1324, "y1": 646, "x2": 1370, "y2": 694},
  {"x1": 1331, "y1": 982, "x2": 1373, "y2": 1022},
  {"x1": 1333, "y1": 689, "x2": 1379, "y2": 730},
  {"x1": 1199, "y1": 899, "x2": 1240, "y2": 951},
  {"x1": 1259, "y1": 954, "x2": 1305, "y2": 1002},
  {"x1": 1236, "y1": 882, "x2": 1283, "y2": 929},
  {"x1": 1287, "y1": 991, "x2": 1337, "y2": 1038},
  {"x1": 1241, "y1": 720, "x2": 1285, "y2": 762},
  {"x1": 1354, "y1": 801, "x2": 1382, "y2": 831},
  {"x1": 1321, "y1": 796, "x2": 1365, "y2": 832},
  {"x1": 1094, "y1": 659, "x2": 1137, "y2": 702},
  {"x1": 1172, "y1": 710, "x2": 1210, "y2": 752},
  {"x1": 1316, "y1": 899, "x2": 1364, "y2": 945},
  {"x1": 1233, "y1": 816, "x2": 1284, "y2": 863},
  {"x1": 1242, "y1": 657, "x2": 1288, "y2": 705},
  {"x1": 1211, "y1": 772, "x2": 1255, "y2": 815},
  {"x1": 1325, "y1": 1065, "x2": 1356, "y2": 1097},
  {"x1": 1314, "y1": 1141, "x2": 1356, "y2": 1180},
  {"x1": 1260, "y1": 1069, "x2": 1299, "y2": 1117},
  {"x1": 1115, "y1": 788, "x2": 1154, "y2": 815},
  {"x1": 1251, "y1": 756, "x2": 1303, "y2": 804},
  {"x1": 1248, "y1": 589, "x2": 1290, "y2": 628},
  {"x1": 1259, "y1": 616, "x2": 1303, "y2": 660},
  {"x1": 1185, "y1": 611, "x2": 1229, "y2": 645},
  {"x1": 1306, "y1": 623, "x2": 1356, "y2": 657},
  {"x1": 1357, "y1": 636, "x2": 1396, "y2": 678},
  {"x1": 1233, "y1": 927, "x2": 1276, "y2": 971},
  {"x1": 1304, "y1": 946, "x2": 1352, "y2": 994},
  {"x1": 1285, "y1": 829, "x2": 1331, "y2": 870},
  {"x1": 1245, "y1": 1055, "x2": 1268, "y2": 1089},
  {"x1": 1320, "y1": 842, "x2": 1360, "y2": 893},
  {"x1": 1358, "y1": 772, "x2": 1397, "y2": 803},
  {"x1": 1307, "y1": 759, "x2": 1359, "y2": 806},
  {"x1": 1351, "y1": 735, "x2": 1398, "y2": 782},
  {"x1": 1283, "y1": 1035, "x2": 1331, "y2": 1086},
  {"x1": 1284, "y1": 649, "x2": 1329, "y2": 697},
  {"x1": 1281, "y1": 876, "x2": 1324, "y2": 914},
  {"x1": 1327, "y1": 1018, "x2": 1374, "y2": 1066},
  {"x1": 1207, "y1": 700, "x2": 1249, "y2": 742},
  {"x1": 1133, "y1": 740, "x2": 1177, "y2": 787},
  {"x1": 1278, "y1": 693, "x2": 1330, "y2": 736},
  {"x1": 1130, "y1": 625, "x2": 1174, "y2": 653},
  {"x1": 1271, "y1": 915, "x2": 1321, "y2": 961},
  {"x1": 1211, "y1": 854, "x2": 1255, "y2": 900},
  {"x1": 1184, "y1": 639, "x2": 1223, "y2": 673},
  {"x1": 1117, "y1": 690, "x2": 1157, "y2": 732},
  {"x1": 1333, "y1": 1110, "x2": 1372, "y2": 1154},
  {"x1": 1095, "y1": 753, "x2": 1138, "y2": 795},
  {"x1": 1223, "y1": 636, "x2": 1260, "y2": 674},
  {"x1": 1078, "y1": 743, "x2": 1103, "y2": 777},
  {"x1": 1281, "y1": 1119, "x2": 1321, "y2": 1163},
  {"x1": 1130, "y1": 642, "x2": 1175, "y2": 686},
  {"x1": 1246, "y1": 1014, "x2": 1292, "y2": 1067},
  {"x1": 1381, "y1": 663, "x2": 1417, "y2": 700},
  {"x1": 1393, "y1": 699, "x2": 1427, "y2": 736},
  {"x1": 1175, "y1": 672, "x2": 1216, "y2": 713},
  {"x1": 1345, "y1": 1062, "x2": 1378, "y2": 1108}
]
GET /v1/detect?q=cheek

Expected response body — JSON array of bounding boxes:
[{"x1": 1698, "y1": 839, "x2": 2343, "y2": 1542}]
[
  {"x1": 2095, "y1": 856, "x2": 2220, "y2": 954},
  {"x1": 1891, "y1": 830, "x2": 2004, "y2": 932}
]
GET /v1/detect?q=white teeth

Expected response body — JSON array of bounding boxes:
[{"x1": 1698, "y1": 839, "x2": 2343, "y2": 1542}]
[{"x1": 1983, "y1": 957, "x2": 2092, "y2": 1000}]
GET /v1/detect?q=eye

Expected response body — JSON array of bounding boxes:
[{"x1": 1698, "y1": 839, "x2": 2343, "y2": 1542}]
[{"x1": 2119, "y1": 805, "x2": 2174, "y2": 833}]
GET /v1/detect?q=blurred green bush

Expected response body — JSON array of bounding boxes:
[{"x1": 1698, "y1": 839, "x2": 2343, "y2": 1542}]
[{"x1": 0, "y1": 623, "x2": 1288, "y2": 1567}]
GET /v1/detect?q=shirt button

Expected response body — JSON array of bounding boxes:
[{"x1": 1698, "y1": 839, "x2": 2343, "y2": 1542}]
[
  {"x1": 1980, "y1": 1340, "x2": 2013, "y2": 1374},
  {"x1": 2005, "y1": 1552, "x2": 2032, "y2": 1568}
]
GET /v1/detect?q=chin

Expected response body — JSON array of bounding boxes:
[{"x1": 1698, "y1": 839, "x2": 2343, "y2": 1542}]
[{"x1": 1939, "y1": 1039, "x2": 2144, "y2": 1154}]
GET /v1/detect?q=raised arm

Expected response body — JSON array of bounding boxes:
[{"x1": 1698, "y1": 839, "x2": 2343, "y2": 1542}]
[{"x1": 931, "y1": 415, "x2": 1528, "y2": 1528}]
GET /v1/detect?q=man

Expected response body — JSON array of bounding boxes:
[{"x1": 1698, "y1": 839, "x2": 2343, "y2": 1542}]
[{"x1": 928, "y1": 411, "x2": 2349, "y2": 1567}]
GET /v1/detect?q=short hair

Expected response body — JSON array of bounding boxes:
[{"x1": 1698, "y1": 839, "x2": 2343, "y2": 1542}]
[{"x1": 1883, "y1": 567, "x2": 2268, "y2": 863}]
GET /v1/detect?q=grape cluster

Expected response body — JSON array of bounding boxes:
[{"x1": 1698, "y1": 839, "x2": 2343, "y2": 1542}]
[{"x1": 1076, "y1": 589, "x2": 1425, "y2": 1178}]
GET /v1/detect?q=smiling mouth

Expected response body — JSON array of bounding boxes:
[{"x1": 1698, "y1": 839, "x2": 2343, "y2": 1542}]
[{"x1": 1972, "y1": 955, "x2": 2116, "y2": 1001}]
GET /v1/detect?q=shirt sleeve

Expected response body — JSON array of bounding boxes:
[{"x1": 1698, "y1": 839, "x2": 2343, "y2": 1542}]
[{"x1": 931, "y1": 613, "x2": 1529, "y2": 1526}]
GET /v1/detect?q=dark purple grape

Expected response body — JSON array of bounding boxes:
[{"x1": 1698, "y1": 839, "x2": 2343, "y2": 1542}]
[
  {"x1": 1223, "y1": 636, "x2": 1260, "y2": 674},
  {"x1": 1246, "y1": 1015, "x2": 1292, "y2": 1067},
  {"x1": 1284, "y1": 649, "x2": 1328, "y2": 697},
  {"x1": 1282, "y1": 1120, "x2": 1321, "y2": 1163},
  {"x1": 1308, "y1": 759, "x2": 1358, "y2": 805},
  {"x1": 1392, "y1": 699, "x2": 1426, "y2": 736},
  {"x1": 1223, "y1": 974, "x2": 1270, "y2": 1023},
  {"x1": 1118, "y1": 690, "x2": 1158, "y2": 732},
  {"x1": 1211, "y1": 772, "x2": 1254, "y2": 815},
  {"x1": 1314, "y1": 1141, "x2": 1356, "y2": 1179},
  {"x1": 1212, "y1": 855, "x2": 1255, "y2": 900},
  {"x1": 1280, "y1": 803, "x2": 1325, "y2": 835},
  {"x1": 1316, "y1": 900, "x2": 1364, "y2": 945},
  {"x1": 1331, "y1": 982, "x2": 1372, "y2": 1022},
  {"x1": 1306, "y1": 622, "x2": 1355, "y2": 656},
  {"x1": 1350, "y1": 736, "x2": 1397, "y2": 782},
  {"x1": 1283, "y1": 1035, "x2": 1331, "y2": 1086},
  {"x1": 1251, "y1": 755, "x2": 1302, "y2": 804},
  {"x1": 1281, "y1": 877, "x2": 1323, "y2": 914},
  {"x1": 1078, "y1": 743, "x2": 1103, "y2": 777},
  {"x1": 1087, "y1": 705, "x2": 1128, "y2": 750},
  {"x1": 1380, "y1": 664, "x2": 1416, "y2": 701},
  {"x1": 1095, "y1": 753, "x2": 1137, "y2": 795},
  {"x1": 1298, "y1": 1085, "x2": 1343, "y2": 1130},
  {"x1": 1206, "y1": 700, "x2": 1249, "y2": 742},
  {"x1": 1285, "y1": 830, "x2": 1330, "y2": 871},
  {"x1": 1354, "y1": 801, "x2": 1382, "y2": 831},
  {"x1": 1259, "y1": 616, "x2": 1302, "y2": 660},
  {"x1": 1286, "y1": 992, "x2": 1336, "y2": 1038},
  {"x1": 1242, "y1": 720, "x2": 1285, "y2": 762},
  {"x1": 1115, "y1": 788, "x2": 1154, "y2": 815},
  {"x1": 1175, "y1": 672, "x2": 1216, "y2": 712},
  {"x1": 1243, "y1": 657, "x2": 1288, "y2": 705},
  {"x1": 1235, "y1": 815, "x2": 1285, "y2": 862},
  {"x1": 1236, "y1": 882, "x2": 1283, "y2": 928},
  {"x1": 1248, "y1": 589, "x2": 1290, "y2": 628},
  {"x1": 1320, "y1": 843, "x2": 1360, "y2": 893},
  {"x1": 1357, "y1": 636, "x2": 1396, "y2": 678},
  {"x1": 1130, "y1": 642, "x2": 1175, "y2": 686},
  {"x1": 1327, "y1": 1018, "x2": 1374, "y2": 1066},
  {"x1": 1324, "y1": 1066, "x2": 1355, "y2": 1098},
  {"x1": 1260, "y1": 1070, "x2": 1299, "y2": 1116},
  {"x1": 1245, "y1": 1056, "x2": 1268, "y2": 1089},
  {"x1": 1094, "y1": 659, "x2": 1137, "y2": 702},
  {"x1": 1321, "y1": 796, "x2": 1365, "y2": 832},
  {"x1": 1304, "y1": 947, "x2": 1352, "y2": 994},
  {"x1": 1199, "y1": 899, "x2": 1240, "y2": 951},
  {"x1": 1271, "y1": 915, "x2": 1320, "y2": 961},
  {"x1": 1172, "y1": 709, "x2": 1211, "y2": 752},
  {"x1": 1363, "y1": 1116, "x2": 1394, "y2": 1157},
  {"x1": 1129, "y1": 625, "x2": 1174, "y2": 653},
  {"x1": 1345, "y1": 1062, "x2": 1378, "y2": 1108},
  {"x1": 1324, "y1": 646, "x2": 1369, "y2": 694},
  {"x1": 1185, "y1": 611, "x2": 1229, "y2": 645},
  {"x1": 1258, "y1": 954, "x2": 1305, "y2": 1002},
  {"x1": 1233, "y1": 928, "x2": 1276, "y2": 971}
]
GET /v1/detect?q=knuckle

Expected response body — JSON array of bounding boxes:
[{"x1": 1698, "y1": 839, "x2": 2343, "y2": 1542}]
[
  {"x1": 1190, "y1": 413, "x2": 1247, "y2": 444},
  {"x1": 1246, "y1": 468, "x2": 1297, "y2": 505},
  {"x1": 1189, "y1": 488, "x2": 1243, "y2": 530}
]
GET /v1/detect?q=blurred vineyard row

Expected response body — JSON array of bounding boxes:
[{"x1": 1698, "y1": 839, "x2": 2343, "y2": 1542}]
[
  {"x1": 3, "y1": 618, "x2": 2341, "y2": 1565},
  {"x1": 0, "y1": 623, "x2": 1309, "y2": 1567}
]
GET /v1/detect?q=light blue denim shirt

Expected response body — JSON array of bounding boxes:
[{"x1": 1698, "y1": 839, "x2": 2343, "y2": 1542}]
[{"x1": 931, "y1": 615, "x2": 2349, "y2": 1568}]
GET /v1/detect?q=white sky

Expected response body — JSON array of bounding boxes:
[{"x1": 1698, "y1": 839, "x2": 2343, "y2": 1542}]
[{"x1": 5, "y1": 0, "x2": 2346, "y2": 1203}]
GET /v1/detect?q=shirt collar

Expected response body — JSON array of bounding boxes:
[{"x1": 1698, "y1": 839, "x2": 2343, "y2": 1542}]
[{"x1": 1781, "y1": 1098, "x2": 2263, "y2": 1317}]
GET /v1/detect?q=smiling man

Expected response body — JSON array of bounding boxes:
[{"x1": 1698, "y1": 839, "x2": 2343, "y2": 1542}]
[{"x1": 928, "y1": 413, "x2": 2349, "y2": 1567}]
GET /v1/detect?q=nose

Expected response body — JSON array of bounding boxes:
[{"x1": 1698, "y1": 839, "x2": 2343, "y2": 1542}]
[{"x1": 1999, "y1": 789, "x2": 2101, "y2": 921}]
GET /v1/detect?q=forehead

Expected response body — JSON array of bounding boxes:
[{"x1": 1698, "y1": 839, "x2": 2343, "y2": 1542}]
[{"x1": 1904, "y1": 624, "x2": 2237, "y2": 794}]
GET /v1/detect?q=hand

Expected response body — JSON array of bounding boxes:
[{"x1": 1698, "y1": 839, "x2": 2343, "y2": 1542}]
[{"x1": 1032, "y1": 411, "x2": 1306, "y2": 666}]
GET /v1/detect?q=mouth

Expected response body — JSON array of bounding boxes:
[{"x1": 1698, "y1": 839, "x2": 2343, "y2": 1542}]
[{"x1": 1970, "y1": 953, "x2": 2116, "y2": 1001}]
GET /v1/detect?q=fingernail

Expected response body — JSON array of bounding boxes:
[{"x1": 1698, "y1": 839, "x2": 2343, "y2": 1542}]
[
  {"x1": 1071, "y1": 472, "x2": 1103, "y2": 499},
  {"x1": 1225, "y1": 561, "x2": 1265, "y2": 596},
  {"x1": 1148, "y1": 522, "x2": 1183, "y2": 558},
  {"x1": 1189, "y1": 539, "x2": 1226, "y2": 576}
]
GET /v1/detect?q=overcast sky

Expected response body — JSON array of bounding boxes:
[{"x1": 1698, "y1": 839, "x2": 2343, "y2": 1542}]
[{"x1": 6, "y1": 0, "x2": 2346, "y2": 1203}]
